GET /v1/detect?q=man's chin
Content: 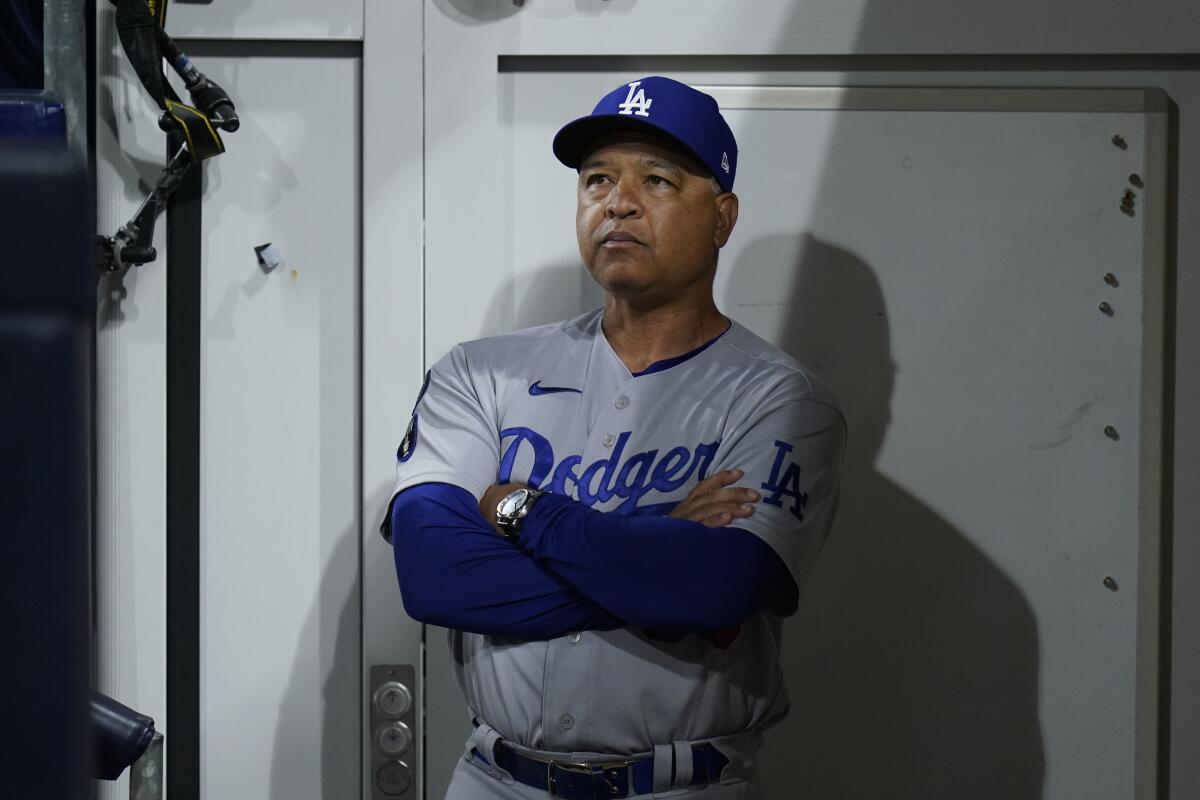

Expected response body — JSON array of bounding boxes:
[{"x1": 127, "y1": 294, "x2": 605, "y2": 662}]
[
  {"x1": 592, "y1": 274, "x2": 655, "y2": 299},
  {"x1": 587, "y1": 258, "x2": 656, "y2": 293}
]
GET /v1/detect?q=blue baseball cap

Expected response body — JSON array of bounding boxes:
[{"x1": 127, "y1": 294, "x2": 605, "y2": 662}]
[{"x1": 553, "y1": 76, "x2": 738, "y2": 193}]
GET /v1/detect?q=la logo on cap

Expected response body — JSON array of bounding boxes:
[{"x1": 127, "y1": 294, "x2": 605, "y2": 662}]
[{"x1": 618, "y1": 80, "x2": 653, "y2": 117}]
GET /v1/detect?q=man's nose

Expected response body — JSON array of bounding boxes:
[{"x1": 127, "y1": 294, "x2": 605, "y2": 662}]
[{"x1": 605, "y1": 179, "x2": 641, "y2": 218}]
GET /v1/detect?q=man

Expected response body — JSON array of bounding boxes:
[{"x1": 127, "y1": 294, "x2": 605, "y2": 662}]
[{"x1": 383, "y1": 76, "x2": 847, "y2": 799}]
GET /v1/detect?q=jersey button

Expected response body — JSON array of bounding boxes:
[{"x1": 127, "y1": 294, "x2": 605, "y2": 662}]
[
  {"x1": 567, "y1": 632, "x2": 581, "y2": 643},
  {"x1": 560, "y1": 714, "x2": 575, "y2": 730},
  {"x1": 601, "y1": 433, "x2": 616, "y2": 448},
  {"x1": 615, "y1": 395, "x2": 630, "y2": 409}
]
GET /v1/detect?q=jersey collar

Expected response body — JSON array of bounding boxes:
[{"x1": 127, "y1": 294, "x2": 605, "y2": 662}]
[{"x1": 594, "y1": 312, "x2": 732, "y2": 379}]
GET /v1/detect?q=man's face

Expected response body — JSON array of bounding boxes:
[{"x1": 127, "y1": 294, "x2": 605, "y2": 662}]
[{"x1": 575, "y1": 133, "x2": 738, "y2": 304}]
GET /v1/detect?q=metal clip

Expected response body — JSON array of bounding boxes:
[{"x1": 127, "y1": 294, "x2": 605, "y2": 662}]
[{"x1": 547, "y1": 758, "x2": 633, "y2": 798}]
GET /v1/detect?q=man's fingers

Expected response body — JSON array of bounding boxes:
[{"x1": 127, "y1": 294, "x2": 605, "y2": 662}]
[
  {"x1": 685, "y1": 486, "x2": 760, "y2": 511},
  {"x1": 690, "y1": 501, "x2": 757, "y2": 527},
  {"x1": 668, "y1": 470, "x2": 747, "y2": 516},
  {"x1": 704, "y1": 501, "x2": 756, "y2": 520},
  {"x1": 668, "y1": 474, "x2": 761, "y2": 522},
  {"x1": 689, "y1": 468, "x2": 744, "y2": 495},
  {"x1": 697, "y1": 503, "x2": 756, "y2": 528}
]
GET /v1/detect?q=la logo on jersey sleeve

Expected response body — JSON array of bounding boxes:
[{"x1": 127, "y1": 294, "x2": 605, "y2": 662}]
[{"x1": 760, "y1": 440, "x2": 808, "y2": 522}]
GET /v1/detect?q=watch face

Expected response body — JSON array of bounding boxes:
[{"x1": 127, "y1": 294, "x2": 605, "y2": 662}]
[{"x1": 497, "y1": 490, "x2": 527, "y2": 517}]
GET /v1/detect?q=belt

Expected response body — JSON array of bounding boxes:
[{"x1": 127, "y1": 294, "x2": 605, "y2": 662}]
[{"x1": 473, "y1": 739, "x2": 728, "y2": 799}]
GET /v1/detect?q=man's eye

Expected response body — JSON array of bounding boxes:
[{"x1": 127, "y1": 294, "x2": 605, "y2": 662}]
[
  {"x1": 585, "y1": 174, "x2": 609, "y2": 186},
  {"x1": 646, "y1": 175, "x2": 669, "y2": 186}
]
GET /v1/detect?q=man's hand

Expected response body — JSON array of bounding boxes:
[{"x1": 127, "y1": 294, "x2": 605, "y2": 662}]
[
  {"x1": 480, "y1": 483, "x2": 526, "y2": 535},
  {"x1": 668, "y1": 468, "x2": 759, "y2": 528}
]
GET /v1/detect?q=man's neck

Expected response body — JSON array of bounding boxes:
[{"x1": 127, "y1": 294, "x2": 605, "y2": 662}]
[{"x1": 600, "y1": 293, "x2": 729, "y2": 375}]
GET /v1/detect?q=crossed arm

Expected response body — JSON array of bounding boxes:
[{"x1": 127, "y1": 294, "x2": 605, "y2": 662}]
[{"x1": 391, "y1": 470, "x2": 797, "y2": 640}]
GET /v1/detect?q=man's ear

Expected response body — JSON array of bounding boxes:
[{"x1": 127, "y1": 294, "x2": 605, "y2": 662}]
[{"x1": 713, "y1": 192, "x2": 739, "y2": 250}]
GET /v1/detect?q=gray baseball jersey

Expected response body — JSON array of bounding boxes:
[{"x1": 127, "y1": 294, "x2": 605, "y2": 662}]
[{"x1": 390, "y1": 307, "x2": 845, "y2": 756}]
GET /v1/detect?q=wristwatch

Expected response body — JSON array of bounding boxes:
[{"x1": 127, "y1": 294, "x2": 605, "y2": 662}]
[{"x1": 495, "y1": 487, "x2": 545, "y2": 543}]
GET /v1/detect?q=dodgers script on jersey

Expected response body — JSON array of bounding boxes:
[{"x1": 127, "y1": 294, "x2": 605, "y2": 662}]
[{"x1": 390, "y1": 308, "x2": 846, "y2": 758}]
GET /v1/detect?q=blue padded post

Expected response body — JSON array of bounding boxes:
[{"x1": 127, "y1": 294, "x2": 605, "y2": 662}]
[{"x1": 0, "y1": 128, "x2": 92, "y2": 795}]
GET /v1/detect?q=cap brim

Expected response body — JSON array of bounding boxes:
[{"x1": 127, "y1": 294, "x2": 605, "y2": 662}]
[{"x1": 552, "y1": 114, "x2": 710, "y2": 175}]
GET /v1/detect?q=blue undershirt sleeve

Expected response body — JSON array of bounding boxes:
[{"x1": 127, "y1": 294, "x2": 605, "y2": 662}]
[
  {"x1": 390, "y1": 482, "x2": 623, "y2": 639},
  {"x1": 518, "y1": 494, "x2": 797, "y2": 633}
]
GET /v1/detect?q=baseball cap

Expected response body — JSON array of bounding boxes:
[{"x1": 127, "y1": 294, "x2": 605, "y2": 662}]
[{"x1": 552, "y1": 76, "x2": 738, "y2": 193}]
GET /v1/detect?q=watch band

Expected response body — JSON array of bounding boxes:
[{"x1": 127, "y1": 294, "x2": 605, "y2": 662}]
[{"x1": 495, "y1": 488, "x2": 544, "y2": 543}]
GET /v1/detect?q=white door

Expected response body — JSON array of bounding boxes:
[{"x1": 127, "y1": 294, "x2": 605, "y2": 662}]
[{"x1": 195, "y1": 50, "x2": 362, "y2": 800}]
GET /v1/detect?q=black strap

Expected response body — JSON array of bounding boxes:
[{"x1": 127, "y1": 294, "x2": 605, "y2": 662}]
[
  {"x1": 113, "y1": 0, "x2": 168, "y2": 107},
  {"x1": 111, "y1": 0, "x2": 224, "y2": 161}
]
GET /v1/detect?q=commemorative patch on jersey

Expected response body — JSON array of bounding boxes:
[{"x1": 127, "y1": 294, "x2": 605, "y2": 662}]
[
  {"x1": 397, "y1": 370, "x2": 433, "y2": 463},
  {"x1": 397, "y1": 415, "x2": 419, "y2": 463}
]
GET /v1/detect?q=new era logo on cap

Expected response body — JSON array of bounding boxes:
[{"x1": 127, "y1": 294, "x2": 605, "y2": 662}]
[{"x1": 552, "y1": 76, "x2": 739, "y2": 193}]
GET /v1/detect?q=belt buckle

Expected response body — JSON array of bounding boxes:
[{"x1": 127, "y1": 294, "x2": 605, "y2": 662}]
[{"x1": 547, "y1": 758, "x2": 633, "y2": 799}]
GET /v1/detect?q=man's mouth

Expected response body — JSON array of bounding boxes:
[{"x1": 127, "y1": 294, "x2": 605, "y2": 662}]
[{"x1": 601, "y1": 231, "x2": 642, "y2": 246}]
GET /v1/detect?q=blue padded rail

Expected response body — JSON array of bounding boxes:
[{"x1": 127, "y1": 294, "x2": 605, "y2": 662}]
[{"x1": 0, "y1": 89, "x2": 65, "y2": 139}]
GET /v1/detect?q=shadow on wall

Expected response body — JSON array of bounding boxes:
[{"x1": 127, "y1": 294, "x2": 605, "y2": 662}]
[
  {"x1": 477, "y1": 259, "x2": 606, "y2": 339},
  {"x1": 735, "y1": 233, "x2": 1046, "y2": 799},
  {"x1": 267, "y1": 516, "x2": 361, "y2": 800},
  {"x1": 266, "y1": 155, "x2": 364, "y2": 800}
]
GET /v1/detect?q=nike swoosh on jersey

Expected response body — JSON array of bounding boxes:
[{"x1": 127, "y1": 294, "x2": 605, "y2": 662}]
[{"x1": 528, "y1": 380, "x2": 582, "y2": 396}]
